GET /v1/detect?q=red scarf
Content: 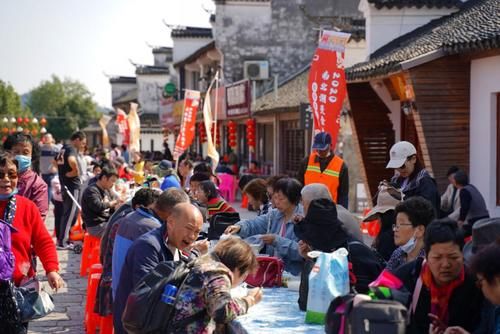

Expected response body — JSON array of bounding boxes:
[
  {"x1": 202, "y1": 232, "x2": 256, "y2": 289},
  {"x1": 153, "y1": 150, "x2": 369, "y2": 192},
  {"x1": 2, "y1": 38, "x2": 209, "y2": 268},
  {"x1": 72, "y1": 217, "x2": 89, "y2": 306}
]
[{"x1": 420, "y1": 262, "x2": 465, "y2": 325}]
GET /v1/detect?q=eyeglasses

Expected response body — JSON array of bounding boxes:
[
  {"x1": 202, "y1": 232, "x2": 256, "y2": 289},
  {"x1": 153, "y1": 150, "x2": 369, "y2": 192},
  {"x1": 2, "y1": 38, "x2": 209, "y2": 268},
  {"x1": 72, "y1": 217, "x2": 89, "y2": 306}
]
[
  {"x1": 0, "y1": 171, "x2": 18, "y2": 180},
  {"x1": 392, "y1": 223, "x2": 413, "y2": 231}
]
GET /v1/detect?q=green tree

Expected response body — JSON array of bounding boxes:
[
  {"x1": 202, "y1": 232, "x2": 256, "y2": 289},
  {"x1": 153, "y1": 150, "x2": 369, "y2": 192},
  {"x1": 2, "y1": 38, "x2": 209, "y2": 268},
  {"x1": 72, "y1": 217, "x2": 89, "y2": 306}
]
[
  {"x1": 0, "y1": 80, "x2": 29, "y2": 116},
  {"x1": 27, "y1": 75, "x2": 98, "y2": 140}
]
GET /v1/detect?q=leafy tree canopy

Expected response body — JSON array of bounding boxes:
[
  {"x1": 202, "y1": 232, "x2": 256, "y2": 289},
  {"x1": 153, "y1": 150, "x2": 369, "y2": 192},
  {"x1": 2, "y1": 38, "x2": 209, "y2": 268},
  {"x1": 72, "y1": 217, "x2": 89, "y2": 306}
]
[
  {"x1": 0, "y1": 80, "x2": 30, "y2": 116},
  {"x1": 27, "y1": 75, "x2": 98, "y2": 140}
]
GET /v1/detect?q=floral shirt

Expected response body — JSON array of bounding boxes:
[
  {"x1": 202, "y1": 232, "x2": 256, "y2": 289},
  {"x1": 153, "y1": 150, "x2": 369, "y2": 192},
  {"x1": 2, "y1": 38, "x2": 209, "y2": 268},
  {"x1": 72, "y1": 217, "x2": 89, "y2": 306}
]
[
  {"x1": 172, "y1": 254, "x2": 249, "y2": 333},
  {"x1": 386, "y1": 246, "x2": 426, "y2": 272}
]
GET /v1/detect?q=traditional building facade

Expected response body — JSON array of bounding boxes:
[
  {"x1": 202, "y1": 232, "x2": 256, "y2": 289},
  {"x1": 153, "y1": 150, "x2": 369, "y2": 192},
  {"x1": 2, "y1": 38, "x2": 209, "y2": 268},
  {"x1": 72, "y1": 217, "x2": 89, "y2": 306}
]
[{"x1": 345, "y1": 0, "x2": 500, "y2": 216}]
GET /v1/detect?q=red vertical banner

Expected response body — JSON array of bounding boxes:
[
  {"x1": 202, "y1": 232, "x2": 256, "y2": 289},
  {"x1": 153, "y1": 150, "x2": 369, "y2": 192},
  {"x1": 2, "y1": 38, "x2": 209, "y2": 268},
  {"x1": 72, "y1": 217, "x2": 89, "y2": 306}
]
[
  {"x1": 308, "y1": 30, "x2": 351, "y2": 149},
  {"x1": 173, "y1": 90, "x2": 201, "y2": 160}
]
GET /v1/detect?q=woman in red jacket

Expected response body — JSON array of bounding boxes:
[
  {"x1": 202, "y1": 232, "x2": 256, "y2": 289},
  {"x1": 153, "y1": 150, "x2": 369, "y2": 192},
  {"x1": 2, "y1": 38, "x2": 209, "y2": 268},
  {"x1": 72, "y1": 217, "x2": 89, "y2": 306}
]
[{"x1": 0, "y1": 153, "x2": 63, "y2": 331}]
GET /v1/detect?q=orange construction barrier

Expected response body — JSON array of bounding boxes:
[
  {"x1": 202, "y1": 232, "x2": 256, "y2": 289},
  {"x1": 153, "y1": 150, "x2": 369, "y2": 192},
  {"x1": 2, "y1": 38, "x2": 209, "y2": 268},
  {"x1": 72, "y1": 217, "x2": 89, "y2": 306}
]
[
  {"x1": 241, "y1": 194, "x2": 248, "y2": 209},
  {"x1": 85, "y1": 272, "x2": 101, "y2": 333},
  {"x1": 80, "y1": 233, "x2": 101, "y2": 277}
]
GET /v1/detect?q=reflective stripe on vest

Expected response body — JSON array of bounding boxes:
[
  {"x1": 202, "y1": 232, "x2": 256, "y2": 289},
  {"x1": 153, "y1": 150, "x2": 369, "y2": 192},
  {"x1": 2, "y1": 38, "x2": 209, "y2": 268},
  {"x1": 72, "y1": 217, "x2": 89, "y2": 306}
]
[{"x1": 304, "y1": 153, "x2": 343, "y2": 202}]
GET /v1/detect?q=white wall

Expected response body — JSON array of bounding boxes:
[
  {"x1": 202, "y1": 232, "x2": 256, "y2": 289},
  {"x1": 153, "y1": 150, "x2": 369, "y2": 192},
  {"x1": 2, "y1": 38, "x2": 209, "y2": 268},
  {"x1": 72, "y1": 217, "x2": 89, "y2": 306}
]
[
  {"x1": 345, "y1": 39, "x2": 368, "y2": 67},
  {"x1": 172, "y1": 38, "x2": 213, "y2": 63},
  {"x1": 358, "y1": 0, "x2": 457, "y2": 55},
  {"x1": 140, "y1": 132, "x2": 164, "y2": 152},
  {"x1": 470, "y1": 55, "x2": 500, "y2": 217},
  {"x1": 137, "y1": 74, "x2": 171, "y2": 114}
]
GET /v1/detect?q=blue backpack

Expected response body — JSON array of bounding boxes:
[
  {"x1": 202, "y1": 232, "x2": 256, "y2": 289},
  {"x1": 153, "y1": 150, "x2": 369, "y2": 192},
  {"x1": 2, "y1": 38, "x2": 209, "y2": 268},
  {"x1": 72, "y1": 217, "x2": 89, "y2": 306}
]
[{"x1": 0, "y1": 219, "x2": 16, "y2": 281}]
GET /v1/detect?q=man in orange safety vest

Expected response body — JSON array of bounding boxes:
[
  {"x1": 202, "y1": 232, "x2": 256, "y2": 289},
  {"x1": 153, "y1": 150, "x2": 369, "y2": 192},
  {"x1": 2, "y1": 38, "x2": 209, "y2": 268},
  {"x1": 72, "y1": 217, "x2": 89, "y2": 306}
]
[{"x1": 298, "y1": 132, "x2": 349, "y2": 208}]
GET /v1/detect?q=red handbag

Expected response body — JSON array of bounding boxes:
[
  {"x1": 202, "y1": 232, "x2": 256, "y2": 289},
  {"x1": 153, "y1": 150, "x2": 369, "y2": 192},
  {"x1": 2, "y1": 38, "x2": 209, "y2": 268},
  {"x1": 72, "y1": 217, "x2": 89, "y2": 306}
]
[{"x1": 245, "y1": 256, "x2": 284, "y2": 287}]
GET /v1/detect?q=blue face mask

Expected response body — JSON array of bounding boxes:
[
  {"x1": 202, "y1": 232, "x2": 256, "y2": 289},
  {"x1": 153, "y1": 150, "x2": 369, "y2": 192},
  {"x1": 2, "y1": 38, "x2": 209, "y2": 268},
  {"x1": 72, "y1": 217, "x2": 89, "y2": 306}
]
[
  {"x1": 0, "y1": 188, "x2": 18, "y2": 201},
  {"x1": 15, "y1": 155, "x2": 31, "y2": 173}
]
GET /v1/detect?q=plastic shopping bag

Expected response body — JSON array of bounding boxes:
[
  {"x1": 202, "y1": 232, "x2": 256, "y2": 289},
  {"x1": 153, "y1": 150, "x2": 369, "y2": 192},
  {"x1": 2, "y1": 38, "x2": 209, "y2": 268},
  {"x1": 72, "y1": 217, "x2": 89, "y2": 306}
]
[{"x1": 305, "y1": 248, "x2": 349, "y2": 324}]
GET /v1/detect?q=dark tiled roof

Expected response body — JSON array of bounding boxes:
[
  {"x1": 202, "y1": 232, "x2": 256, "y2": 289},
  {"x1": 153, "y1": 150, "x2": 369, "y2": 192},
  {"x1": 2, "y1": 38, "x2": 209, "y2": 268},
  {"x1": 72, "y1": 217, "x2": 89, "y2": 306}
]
[
  {"x1": 173, "y1": 41, "x2": 216, "y2": 68},
  {"x1": 171, "y1": 26, "x2": 213, "y2": 39},
  {"x1": 113, "y1": 89, "x2": 138, "y2": 105},
  {"x1": 109, "y1": 76, "x2": 136, "y2": 84},
  {"x1": 152, "y1": 46, "x2": 172, "y2": 54},
  {"x1": 135, "y1": 65, "x2": 170, "y2": 75},
  {"x1": 347, "y1": 0, "x2": 500, "y2": 81},
  {"x1": 254, "y1": 66, "x2": 310, "y2": 113},
  {"x1": 367, "y1": 0, "x2": 465, "y2": 9}
]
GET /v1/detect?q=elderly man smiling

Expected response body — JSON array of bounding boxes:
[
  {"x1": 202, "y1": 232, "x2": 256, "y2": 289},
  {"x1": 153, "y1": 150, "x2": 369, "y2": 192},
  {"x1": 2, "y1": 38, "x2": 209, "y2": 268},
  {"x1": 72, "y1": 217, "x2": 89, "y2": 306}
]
[{"x1": 113, "y1": 202, "x2": 206, "y2": 334}]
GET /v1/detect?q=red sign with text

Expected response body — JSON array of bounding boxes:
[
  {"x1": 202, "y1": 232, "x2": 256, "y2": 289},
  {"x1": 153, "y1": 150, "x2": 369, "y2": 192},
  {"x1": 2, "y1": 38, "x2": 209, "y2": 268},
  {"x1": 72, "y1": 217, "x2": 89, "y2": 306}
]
[
  {"x1": 173, "y1": 90, "x2": 201, "y2": 160},
  {"x1": 308, "y1": 30, "x2": 351, "y2": 148}
]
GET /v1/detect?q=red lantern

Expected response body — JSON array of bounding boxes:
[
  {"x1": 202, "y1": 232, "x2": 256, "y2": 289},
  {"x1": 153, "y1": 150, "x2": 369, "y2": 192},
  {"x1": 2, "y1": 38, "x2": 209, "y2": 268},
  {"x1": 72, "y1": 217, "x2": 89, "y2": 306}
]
[
  {"x1": 246, "y1": 119, "x2": 256, "y2": 149},
  {"x1": 198, "y1": 122, "x2": 207, "y2": 143},
  {"x1": 31, "y1": 129, "x2": 38, "y2": 136},
  {"x1": 17, "y1": 117, "x2": 23, "y2": 124},
  {"x1": 23, "y1": 117, "x2": 30, "y2": 124},
  {"x1": 40, "y1": 117, "x2": 47, "y2": 126}
]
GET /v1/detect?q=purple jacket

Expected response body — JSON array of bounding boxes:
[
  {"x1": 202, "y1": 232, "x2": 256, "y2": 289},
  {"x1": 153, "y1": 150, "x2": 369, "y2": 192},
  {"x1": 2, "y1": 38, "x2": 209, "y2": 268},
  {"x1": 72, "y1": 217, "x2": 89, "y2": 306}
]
[{"x1": 18, "y1": 169, "x2": 48, "y2": 220}]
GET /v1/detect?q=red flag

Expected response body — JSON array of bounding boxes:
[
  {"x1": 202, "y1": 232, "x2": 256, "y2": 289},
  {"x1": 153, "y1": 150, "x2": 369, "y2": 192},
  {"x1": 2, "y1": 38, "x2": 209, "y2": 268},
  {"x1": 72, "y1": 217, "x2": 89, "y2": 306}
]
[
  {"x1": 308, "y1": 30, "x2": 351, "y2": 149},
  {"x1": 173, "y1": 90, "x2": 201, "y2": 160}
]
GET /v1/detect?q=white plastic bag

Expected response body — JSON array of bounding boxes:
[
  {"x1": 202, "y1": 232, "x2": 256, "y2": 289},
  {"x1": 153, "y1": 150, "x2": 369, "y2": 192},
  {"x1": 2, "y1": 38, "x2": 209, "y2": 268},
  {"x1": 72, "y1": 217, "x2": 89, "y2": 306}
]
[{"x1": 305, "y1": 248, "x2": 349, "y2": 324}]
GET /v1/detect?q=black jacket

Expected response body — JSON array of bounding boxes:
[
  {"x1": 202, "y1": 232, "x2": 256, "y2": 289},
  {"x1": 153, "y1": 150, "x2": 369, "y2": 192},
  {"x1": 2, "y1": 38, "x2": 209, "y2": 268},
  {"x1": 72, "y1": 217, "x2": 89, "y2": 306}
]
[
  {"x1": 394, "y1": 259, "x2": 483, "y2": 334},
  {"x1": 391, "y1": 169, "x2": 440, "y2": 211},
  {"x1": 81, "y1": 183, "x2": 113, "y2": 228},
  {"x1": 295, "y1": 200, "x2": 383, "y2": 310}
]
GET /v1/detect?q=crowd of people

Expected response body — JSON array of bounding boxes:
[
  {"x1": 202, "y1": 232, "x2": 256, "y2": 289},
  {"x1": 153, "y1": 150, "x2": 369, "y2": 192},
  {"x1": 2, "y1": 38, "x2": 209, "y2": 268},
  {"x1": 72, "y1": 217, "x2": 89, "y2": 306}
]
[{"x1": 0, "y1": 129, "x2": 498, "y2": 334}]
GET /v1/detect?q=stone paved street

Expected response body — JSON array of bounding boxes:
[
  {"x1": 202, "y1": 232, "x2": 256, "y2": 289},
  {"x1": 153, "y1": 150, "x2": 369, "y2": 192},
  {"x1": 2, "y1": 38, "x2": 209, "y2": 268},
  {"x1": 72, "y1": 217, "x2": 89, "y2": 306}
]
[{"x1": 28, "y1": 201, "x2": 256, "y2": 334}]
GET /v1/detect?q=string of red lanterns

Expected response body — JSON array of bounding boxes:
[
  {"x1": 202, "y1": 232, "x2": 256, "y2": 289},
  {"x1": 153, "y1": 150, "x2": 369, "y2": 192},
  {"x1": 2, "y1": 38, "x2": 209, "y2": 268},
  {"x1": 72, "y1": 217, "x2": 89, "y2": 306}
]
[
  {"x1": 0, "y1": 117, "x2": 47, "y2": 141},
  {"x1": 228, "y1": 120, "x2": 237, "y2": 149},
  {"x1": 246, "y1": 118, "x2": 256, "y2": 152}
]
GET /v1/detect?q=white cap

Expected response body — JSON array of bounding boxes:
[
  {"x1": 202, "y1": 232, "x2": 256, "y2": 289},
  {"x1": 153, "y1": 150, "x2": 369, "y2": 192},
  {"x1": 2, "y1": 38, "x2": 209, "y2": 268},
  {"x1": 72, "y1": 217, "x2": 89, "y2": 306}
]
[{"x1": 386, "y1": 141, "x2": 417, "y2": 169}]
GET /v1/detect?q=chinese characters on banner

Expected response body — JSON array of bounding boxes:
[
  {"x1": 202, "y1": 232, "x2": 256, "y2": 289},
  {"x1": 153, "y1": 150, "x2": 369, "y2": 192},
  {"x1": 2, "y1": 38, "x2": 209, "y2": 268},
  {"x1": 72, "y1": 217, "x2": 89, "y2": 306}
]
[
  {"x1": 115, "y1": 108, "x2": 130, "y2": 146},
  {"x1": 173, "y1": 90, "x2": 201, "y2": 160},
  {"x1": 308, "y1": 30, "x2": 351, "y2": 149},
  {"x1": 226, "y1": 80, "x2": 250, "y2": 118}
]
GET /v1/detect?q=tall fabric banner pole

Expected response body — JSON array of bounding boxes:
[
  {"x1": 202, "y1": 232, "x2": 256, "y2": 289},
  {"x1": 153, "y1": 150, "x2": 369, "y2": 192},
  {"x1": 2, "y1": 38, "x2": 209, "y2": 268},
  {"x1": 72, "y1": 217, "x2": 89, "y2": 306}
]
[
  {"x1": 308, "y1": 30, "x2": 351, "y2": 149},
  {"x1": 203, "y1": 73, "x2": 220, "y2": 170},
  {"x1": 173, "y1": 90, "x2": 201, "y2": 161}
]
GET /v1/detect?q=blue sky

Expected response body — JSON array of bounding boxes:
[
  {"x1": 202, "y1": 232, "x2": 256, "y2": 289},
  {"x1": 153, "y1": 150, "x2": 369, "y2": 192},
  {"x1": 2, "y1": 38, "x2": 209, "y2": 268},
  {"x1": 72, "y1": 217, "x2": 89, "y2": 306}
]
[{"x1": 0, "y1": 0, "x2": 214, "y2": 108}]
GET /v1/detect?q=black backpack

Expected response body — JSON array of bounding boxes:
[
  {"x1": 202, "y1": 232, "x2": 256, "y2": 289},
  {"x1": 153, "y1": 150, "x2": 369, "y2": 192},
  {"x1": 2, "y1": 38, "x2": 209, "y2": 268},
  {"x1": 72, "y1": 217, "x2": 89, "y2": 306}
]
[
  {"x1": 325, "y1": 294, "x2": 407, "y2": 334},
  {"x1": 207, "y1": 212, "x2": 240, "y2": 240},
  {"x1": 122, "y1": 260, "x2": 203, "y2": 334},
  {"x1": 347, "y1": 241, "x2": 385, "y2": 293}
]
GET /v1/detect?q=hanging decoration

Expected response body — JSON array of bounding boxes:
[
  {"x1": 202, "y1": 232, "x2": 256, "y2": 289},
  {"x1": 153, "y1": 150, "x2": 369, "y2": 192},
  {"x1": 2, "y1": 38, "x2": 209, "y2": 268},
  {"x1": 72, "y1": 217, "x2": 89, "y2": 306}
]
[
  {"x1": 227, "y1": 120, "x2": 237, "y2": 149},
  {"x1": 214, "y1": 124, "x2": 220, "y2": 148},
  {"x1": 246, "y1": 118, "x2": 256, "y2": 152},
  {"x1": 198, "y1": 122, "x2": 207, "y2": 143}
]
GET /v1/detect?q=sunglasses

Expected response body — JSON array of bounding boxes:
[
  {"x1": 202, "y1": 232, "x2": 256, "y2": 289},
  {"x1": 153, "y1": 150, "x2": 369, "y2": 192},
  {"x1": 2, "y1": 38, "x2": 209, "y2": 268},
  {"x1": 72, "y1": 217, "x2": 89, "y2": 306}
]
[{"x1": 0, "y1": 171, "x2": 18, "y2": 180}]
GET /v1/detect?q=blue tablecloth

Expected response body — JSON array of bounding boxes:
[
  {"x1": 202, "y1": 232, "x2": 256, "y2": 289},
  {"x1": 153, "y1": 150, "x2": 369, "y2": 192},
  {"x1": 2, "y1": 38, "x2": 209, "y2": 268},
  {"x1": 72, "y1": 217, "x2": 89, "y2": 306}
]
[{"x1": 238, "y1": 288, "x2": 324, "y2": 334}]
